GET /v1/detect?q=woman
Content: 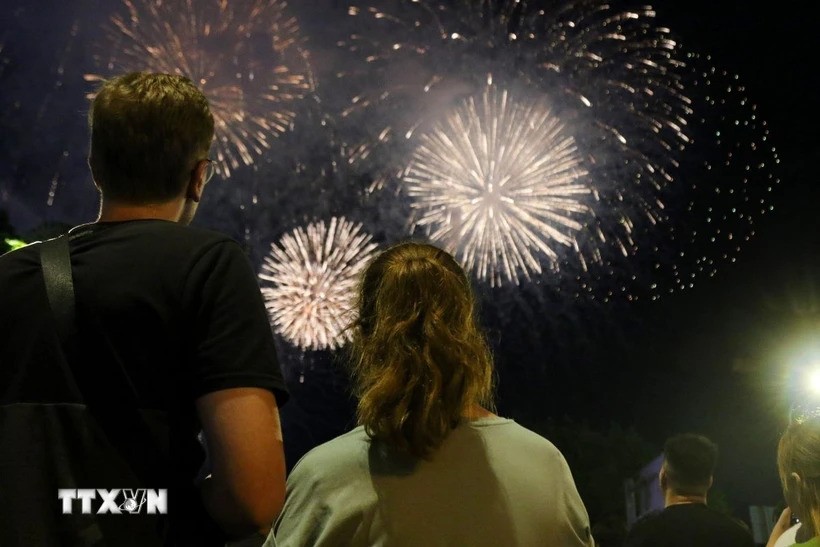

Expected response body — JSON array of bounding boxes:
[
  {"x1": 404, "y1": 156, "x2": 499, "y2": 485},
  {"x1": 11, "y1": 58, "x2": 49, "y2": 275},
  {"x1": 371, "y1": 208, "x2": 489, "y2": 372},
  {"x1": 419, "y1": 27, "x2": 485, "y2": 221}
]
[
  {"x1": 767, "y1": 415, "x2": 820, "y2": 547},
  {"x1": 269, "y1": 242, "x2": 594, "y2": 547}
]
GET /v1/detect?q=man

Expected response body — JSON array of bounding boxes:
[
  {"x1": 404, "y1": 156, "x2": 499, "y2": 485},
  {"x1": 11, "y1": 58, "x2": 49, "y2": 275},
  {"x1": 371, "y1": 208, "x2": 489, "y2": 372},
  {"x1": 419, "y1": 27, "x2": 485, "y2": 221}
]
[
  {"x1": 624, "y1": 433, "x2": 754, "y2": 547},
  {"x1": 0, "y1": 72, "x2": 288, "y2": 546}
]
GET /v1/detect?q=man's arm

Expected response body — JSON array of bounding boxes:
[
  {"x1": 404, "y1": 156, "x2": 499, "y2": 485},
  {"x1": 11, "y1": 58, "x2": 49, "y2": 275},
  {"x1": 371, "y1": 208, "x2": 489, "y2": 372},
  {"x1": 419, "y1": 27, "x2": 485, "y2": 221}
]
[{"x1": 196, "y1": 387, "x2": 286, "y2": 539}]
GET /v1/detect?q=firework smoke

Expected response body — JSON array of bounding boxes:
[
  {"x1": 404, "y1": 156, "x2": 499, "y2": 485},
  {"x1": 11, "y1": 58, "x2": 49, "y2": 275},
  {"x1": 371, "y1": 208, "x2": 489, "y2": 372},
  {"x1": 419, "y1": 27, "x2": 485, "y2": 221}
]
[{"x1": 334, "y1": 0, "x2": 777, "y2": 297}]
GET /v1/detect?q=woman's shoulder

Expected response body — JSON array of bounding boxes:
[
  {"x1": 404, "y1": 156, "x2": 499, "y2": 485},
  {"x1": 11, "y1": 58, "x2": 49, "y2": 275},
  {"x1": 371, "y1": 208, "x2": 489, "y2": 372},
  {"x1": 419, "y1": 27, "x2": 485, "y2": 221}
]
[
  {"x1": 469, "y1": 417, "x2": 564, "y2": 457},
  {"x1": 289, "y1": 426, "x2": 371, "y2": 480}
]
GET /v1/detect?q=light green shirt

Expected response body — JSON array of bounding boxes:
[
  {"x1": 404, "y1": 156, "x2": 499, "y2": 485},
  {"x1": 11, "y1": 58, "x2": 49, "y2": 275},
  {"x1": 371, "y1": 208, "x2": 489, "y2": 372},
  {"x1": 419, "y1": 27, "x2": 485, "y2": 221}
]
[
  {"x1": 269, "y1": 417, "x2": 594, "y2": 547},
  {"x1": 794, "y1": 537, "x2": 820, "y2": 547}
]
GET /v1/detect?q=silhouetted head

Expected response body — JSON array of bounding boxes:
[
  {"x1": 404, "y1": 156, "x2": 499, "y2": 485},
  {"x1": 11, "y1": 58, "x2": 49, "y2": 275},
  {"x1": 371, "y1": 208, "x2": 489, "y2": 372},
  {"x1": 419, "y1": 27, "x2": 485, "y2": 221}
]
[
  {"x1": 661, "y1": 433, "x2": 718, "y2": 497},
  {"x1": 351, "y1": 241, "x2": 494, "y2": 458},
  {"x1": 88, "y1": 72, "x2": 215, "y2": 207}
]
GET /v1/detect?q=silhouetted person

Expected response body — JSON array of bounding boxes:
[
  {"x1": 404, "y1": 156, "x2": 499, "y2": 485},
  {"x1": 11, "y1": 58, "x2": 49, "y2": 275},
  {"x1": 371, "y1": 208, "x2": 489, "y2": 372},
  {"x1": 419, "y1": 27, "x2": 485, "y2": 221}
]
[
  {"x1": 624, "y1": 433, "x2": 754, "y2": 547},
  {"x1": 593, "y1": 514, "x2": 628, "y2": 547},
  {"x1": 0, "y1": 72, "x2": 288, "y2": 546},
  {"x1": 269, "y1": 242, "x2": 594, "y2": 547}
]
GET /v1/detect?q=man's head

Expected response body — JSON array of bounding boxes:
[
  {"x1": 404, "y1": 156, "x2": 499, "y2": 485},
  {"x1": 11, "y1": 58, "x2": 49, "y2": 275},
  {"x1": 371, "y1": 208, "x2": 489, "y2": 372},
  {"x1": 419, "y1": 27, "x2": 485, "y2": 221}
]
[
  {"x1": 660, "y1": 433, "x2": 718, "y2": 498},
  {"x1": 88, "y1": 72, "x2": 215, "y2": 210}
]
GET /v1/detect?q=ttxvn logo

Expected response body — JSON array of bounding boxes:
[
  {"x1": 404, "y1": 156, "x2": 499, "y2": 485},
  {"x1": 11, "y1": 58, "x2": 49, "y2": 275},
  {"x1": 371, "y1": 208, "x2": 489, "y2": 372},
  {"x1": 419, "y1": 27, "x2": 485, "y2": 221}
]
[{"x1": 58, "y1": 489, "x2": 167, "y2": 515}]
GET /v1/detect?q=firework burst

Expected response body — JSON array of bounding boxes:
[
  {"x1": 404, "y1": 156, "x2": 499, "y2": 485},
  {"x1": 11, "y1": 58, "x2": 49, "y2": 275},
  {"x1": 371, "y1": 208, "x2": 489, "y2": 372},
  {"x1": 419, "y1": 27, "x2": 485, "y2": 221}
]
[
  {"x1": 405, "y1": 79, "x2": 590, "y2": 285},
  {"x1": 633, "y1": 55, "x2": 781, "y2": 300},
  {"x1": 86, "y1": 0, "x2": 312, "y2": 177},
  {"x1": 336, "y1": 0, "x2": 693, "y2": 286},
  {"x1": 333, "y1": 0, "x2": 779, "y2": 298},
  {"x1": 258, "y1": 217, "x2": 378, "y2": 351}
]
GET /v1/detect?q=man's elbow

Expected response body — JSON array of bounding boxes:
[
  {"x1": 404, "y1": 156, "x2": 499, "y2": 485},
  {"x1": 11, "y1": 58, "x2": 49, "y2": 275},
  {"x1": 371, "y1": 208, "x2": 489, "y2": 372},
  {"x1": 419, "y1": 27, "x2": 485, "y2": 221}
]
[
  {"x1": 244, "y1": 487, "x2": 285, "y2": 536},
  {"x1": 201, "y1": 475, "x2": 286, "y2": 538},
  {"x1": 230, "y1": 499, "x2": 282, "y2": 538}
]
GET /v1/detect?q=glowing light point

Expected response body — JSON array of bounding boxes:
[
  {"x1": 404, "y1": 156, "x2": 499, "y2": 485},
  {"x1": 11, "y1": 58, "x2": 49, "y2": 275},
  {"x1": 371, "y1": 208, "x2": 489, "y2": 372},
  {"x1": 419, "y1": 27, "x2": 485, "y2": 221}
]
[{"x1": 809, "y1": 368, "x2": 820, "y2": 395}]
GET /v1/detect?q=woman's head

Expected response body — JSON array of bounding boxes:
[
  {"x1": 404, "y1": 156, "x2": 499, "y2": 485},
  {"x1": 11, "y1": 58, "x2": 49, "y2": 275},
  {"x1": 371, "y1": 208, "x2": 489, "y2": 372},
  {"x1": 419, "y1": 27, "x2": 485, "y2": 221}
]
[
  {"x1": 351, "y1": 241, "x2": 494, "y2": 458},
  {"x1": 777, "y1": 416, "x2": 820, "y2": 531}
]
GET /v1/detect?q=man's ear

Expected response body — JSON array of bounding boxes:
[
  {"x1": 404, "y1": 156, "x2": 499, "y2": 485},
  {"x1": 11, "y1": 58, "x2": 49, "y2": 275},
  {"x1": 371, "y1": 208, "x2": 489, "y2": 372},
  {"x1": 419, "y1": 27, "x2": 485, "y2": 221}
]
[
  {"x1": 659, "y1": 466, "x2": 668, "y2": 491},
  {"x1": 187, "y1": 160, "x2": 207, "y2": 203},
  {"x1": 707, "y1": 475, "x2": 714, "y2": 490}
]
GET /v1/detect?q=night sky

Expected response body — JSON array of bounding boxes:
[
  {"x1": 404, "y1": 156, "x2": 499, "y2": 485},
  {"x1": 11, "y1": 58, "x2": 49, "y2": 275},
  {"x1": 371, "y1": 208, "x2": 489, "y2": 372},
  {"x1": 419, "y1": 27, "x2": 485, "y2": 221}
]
[
  {"x1": 1, "y1": 0, "x2": 818, "y2": 524},
  {"x1": 609, "y1": 0, "x2": 820, "y2": 513}
]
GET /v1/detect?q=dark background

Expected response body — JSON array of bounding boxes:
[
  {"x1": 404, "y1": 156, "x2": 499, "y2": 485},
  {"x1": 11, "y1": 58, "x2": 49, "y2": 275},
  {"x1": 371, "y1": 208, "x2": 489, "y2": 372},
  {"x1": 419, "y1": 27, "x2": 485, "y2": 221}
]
[{"x1": 1, "y1": 0, "x2": 817, "y2": 532}]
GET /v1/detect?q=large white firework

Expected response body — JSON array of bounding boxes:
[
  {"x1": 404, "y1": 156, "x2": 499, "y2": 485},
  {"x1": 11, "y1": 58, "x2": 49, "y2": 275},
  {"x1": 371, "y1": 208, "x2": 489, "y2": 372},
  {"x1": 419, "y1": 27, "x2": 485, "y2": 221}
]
[
  {"x1": 335, "y1": 0, "x2": 779, "y2": 299},
  {"x1": 259, "y1": 217, "x2": 378, "y2": 351},
  {"x1": 86, "y1": 0, "x2": 312, "y2": 177},
  {"x1": 405, "y1": 80, "x2": 590, "y2": 285},
  {"x1": 337, "y1": 0, "x2": 692, "y2": 286}
]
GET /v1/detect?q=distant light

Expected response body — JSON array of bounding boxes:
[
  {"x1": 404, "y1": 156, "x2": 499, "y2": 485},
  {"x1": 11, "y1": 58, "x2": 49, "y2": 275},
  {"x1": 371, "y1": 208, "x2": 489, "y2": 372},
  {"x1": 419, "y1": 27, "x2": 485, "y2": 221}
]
[
  {"x1": 809, "y1": 369, "x2": 820, "y2": 395},
  {"x1": 4, "y1": 238, "x2": 27, "y2": 251}
]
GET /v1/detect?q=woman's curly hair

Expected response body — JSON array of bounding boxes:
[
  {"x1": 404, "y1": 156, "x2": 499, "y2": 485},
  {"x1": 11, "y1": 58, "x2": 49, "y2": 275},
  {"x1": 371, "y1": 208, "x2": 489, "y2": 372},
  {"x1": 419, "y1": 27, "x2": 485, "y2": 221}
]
[{"x1": 349, "y1": 241, "x2": 495, "y2": 459}]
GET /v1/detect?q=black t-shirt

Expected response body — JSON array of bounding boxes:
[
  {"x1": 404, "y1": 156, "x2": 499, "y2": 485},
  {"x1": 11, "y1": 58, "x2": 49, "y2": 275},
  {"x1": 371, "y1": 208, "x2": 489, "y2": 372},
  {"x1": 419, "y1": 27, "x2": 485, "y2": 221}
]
[
  {"x1": 0, "y1": 220, "x2": 289, "y2": 546},
  {"x1": 624, "y1": 503, "x2": 755, "y2": 547}
]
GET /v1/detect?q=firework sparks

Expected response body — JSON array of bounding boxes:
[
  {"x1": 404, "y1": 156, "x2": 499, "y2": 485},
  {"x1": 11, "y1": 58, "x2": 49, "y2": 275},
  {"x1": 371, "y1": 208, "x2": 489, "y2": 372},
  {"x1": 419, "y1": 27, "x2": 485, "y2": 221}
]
[
  {"x1": 405, "y1": 81, "x2": 590, "y2": 285},
  {"x1": 86, "y1": 0, "x2": 312, "y2": 177},
  {"x1": 334, "y1": 0, "x2": 778, "y2": 298},
  {"x1": 337, "y1": 0, "x2": 693, "y2": 286},
  {"x1": 258, "y1": 217, "x2": 378, "y2": 351}
]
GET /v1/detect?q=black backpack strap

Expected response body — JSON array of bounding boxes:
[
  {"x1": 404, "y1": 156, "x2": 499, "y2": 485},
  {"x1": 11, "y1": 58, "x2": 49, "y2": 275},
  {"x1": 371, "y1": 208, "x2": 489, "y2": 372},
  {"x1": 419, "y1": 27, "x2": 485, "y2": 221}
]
[
  {"x1": 40, "y1": 233, "x2": 168, "y2": 540},
  {"x1": 41, "y1": 235, "x2": 77, "y2": 345}
]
